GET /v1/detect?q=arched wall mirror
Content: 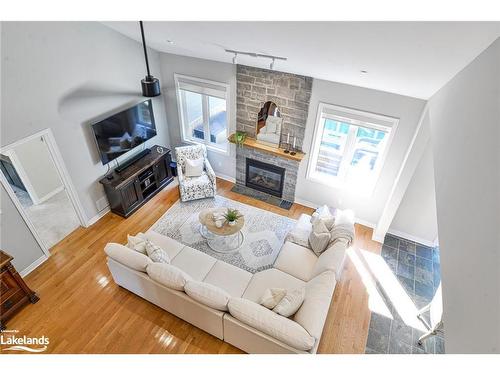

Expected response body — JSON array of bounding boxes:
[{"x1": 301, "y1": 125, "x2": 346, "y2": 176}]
[{"x1": 255, "y1": 101, "x2": 283, "y2": 148}]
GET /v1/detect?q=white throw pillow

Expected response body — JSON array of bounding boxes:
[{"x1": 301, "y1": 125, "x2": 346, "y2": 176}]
[
  {"x1": 308, "y1": 219, "x2": 331, "y2": 255},
  {"x1": 259, "y1": 288, "x2": 287, "y2": 309},
  {"x1": 104, "y1": 243, "x2": 152, "y2": 272},
  {"x1": 310, "y1": 205, "x2": 335, "y2": 230},
  {"x1": 126, "y1": 233, "x2": 147, "y2": 254},
  {"x1": 146, "y1": 263, "x2": 191, "y2": 291},
  {"x1": 334, "y1": 209, "x2": 355, "y2": 226},
  {"x1": 273, "y1": 287, "x2": 306, "y2": 317},
  {"x1": 184, "y1": 157, "x2": 204, "y2": 177},
  {"x1": 184, "y1": 280, "x2": 231, "y2": 311},
  {"x1": 145, "y1": 240, "x2": 170, "y2": 263}
]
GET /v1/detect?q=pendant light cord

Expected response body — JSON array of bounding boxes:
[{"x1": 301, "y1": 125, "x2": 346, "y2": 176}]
[{"x1": 139, "y1": 21, "x2": 151, "y2": 78}]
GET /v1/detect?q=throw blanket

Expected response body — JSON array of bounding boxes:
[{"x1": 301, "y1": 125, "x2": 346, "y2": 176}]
[{"x1": 329, "y1": 223, "x2": 355, "y2": 246}]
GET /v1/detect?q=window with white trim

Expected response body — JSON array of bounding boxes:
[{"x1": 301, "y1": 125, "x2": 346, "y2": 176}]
[
  {"x1": 307, "y1": 103, "x2": 398, "y2": 192},
  {"x1": 175, "y1": 74, "x2": 230, "y2": 153}
]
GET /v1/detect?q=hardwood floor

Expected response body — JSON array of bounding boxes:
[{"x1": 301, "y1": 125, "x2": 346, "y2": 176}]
[{"x1": 2, "y1": 178, "x2": 381, "y2": 354}]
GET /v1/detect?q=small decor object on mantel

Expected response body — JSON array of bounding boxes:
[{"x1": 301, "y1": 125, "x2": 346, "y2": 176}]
[
  {"x1": 235, "y1": 131, "x2": 247, "y2": 147},
  {"x1": 224, "y1": 208, "x2": 242, "y2": 227}
]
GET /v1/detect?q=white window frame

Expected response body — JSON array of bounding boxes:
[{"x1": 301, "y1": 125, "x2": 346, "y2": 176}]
[
  {"x1": 174, "y1": 73, "x2": 231, "y2": 155},
  {"x1": 306, "y1": 102, "x2": 399, "y2": 194}
]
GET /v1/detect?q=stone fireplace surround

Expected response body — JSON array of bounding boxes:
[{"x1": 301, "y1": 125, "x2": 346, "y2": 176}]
[{"x1": 235, "y1": 65, "x2": 312, "y2": 203}]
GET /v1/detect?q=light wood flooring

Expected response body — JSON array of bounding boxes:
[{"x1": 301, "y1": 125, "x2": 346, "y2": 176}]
[{"x1": 3, "y1": 178, "x2": 381, "y2": 354}]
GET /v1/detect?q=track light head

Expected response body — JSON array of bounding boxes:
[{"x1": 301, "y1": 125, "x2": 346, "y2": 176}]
[{"x1": 270, "y1": 58, "x2": 275, "y2": 70}]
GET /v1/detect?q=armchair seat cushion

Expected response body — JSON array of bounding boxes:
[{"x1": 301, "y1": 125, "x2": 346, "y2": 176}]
[{"x1": 182, "y1": 171, "x2": 212, "y2": 189}]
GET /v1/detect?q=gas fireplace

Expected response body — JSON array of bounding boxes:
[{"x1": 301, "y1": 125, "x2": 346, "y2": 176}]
[{"x1": 245, "y1": 158, "x2": 285, "y2": 198}]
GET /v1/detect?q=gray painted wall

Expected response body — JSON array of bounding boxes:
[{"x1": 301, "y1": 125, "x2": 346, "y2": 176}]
[
  {"x1": 295, "y1": 78, "x2": 426, "y2": 225},
  {"x1": 428, "y1": 38, "x2": 500, "y2": 353},
  {"x1": 159, "y1": 52, "x2": 236, "y2": 180},
  {"x1": 390, "y1": 143, "x2": 438, "y2": 245},
  {"x1": 0, "y1": 185, "x2": 45, "y2": 271},
  {"x1": 1, "y1": 22, "x2": 171, "y2": 224}
]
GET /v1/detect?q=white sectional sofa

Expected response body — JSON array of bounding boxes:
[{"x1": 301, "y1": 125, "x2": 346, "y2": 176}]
[{"x1": 104, "y1": 213, "x2": 351, "y2": 354}]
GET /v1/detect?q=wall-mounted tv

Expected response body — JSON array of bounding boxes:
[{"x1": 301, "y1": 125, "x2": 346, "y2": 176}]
[{"x1": 91, "y1": 99, "x2": 157, "y2": 165}]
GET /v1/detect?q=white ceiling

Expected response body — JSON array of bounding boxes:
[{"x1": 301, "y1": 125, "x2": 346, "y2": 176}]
[{"x1": 103, "y1": 22, "x2": 500, "y2": 99}]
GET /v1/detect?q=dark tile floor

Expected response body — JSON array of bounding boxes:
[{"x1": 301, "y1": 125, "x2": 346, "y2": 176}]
[{"x1": 365, "y1": 234, "x2": 445, "y2": 354}]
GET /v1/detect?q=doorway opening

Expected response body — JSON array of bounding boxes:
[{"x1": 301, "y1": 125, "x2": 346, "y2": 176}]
[{"x1": 0, "y1": 129, "x2": 87, "y2": 256}]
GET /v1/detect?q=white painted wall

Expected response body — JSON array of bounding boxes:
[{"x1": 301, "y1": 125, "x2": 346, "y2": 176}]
[
  {"x1": 1, "y1": 22, "x2": 171, "y2": 223},
  {"x1": 389, "y1": 143, "x2": 438, "y2": 245},
  {"x1": 12, "y1": 136, "x2": 63, "y2": 203},
  {"x1": 159, "y1": 53, "x2": 237, "y2": 181},
  {"x1": 427, "y1": 38, "x2": 500, "y2": 353},
  {"x1": 295, "y1": 78, "x2": 426, "y2": 225},
  {"x1": 0, "y1": 185, "x2": 45, "y2": 272}
]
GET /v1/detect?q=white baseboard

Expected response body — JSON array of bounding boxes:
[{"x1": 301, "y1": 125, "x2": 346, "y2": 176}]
[
  {"x1": 215, "y1": 173, "x2": 236, "y2": 183},
  {"x1": 293, "y1": 197, "x2": 319, "y2": 209},
  {"x1": 387, "y1": 228, "x2": 436, "y2": 247},
  {"x1": 36, "y1": 185, "x2": 65, "y2": 205},
  {"x1": 86, "y1": 206, "x2": 110, "y2": 227},
  {"x1": 20, "y1": 255, "x2": 48, "y2": 277}
]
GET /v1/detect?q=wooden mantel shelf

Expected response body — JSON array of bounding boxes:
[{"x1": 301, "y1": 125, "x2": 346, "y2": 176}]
[{"x1": 228, "y1": 134, "x2": 306, "y2": 162}]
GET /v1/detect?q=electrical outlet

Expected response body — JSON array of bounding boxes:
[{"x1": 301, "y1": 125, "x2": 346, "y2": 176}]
[{"x1": 96, "y1": 196, "x2": 109, "y2": 212}]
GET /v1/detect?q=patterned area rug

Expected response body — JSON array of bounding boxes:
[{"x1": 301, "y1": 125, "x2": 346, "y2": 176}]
[{"x1": 150, "y1": 195, "x2": 296, "y2": 273}]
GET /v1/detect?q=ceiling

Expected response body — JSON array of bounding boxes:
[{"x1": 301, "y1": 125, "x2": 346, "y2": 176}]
[{"x1": 103, "y1": 22, "x2": 500, "y2": 99}]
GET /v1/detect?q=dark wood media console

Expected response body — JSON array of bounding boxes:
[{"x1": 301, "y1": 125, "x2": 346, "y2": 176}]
[{"x1": 99, "y1": 145, "x2": 174, "y2": 218}]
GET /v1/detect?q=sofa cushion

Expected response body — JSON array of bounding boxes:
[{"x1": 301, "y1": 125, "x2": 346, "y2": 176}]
[
  {"x1": 294, "y1": 271, "x2": 336, "y2": 339},
  {"x1": 242, "y1": 269, "x2": 305, "y2": 303},
  {"x1": 311, "y1": 240, "x2": 348, "y2": 280},
  {"x1": 274, "y1": 241, "x2": 318, "y2": 282},
  {"x1": 185, "y1": 280, "x2": 231, "y2": 311},
  {"x1": 144, "y1": 230, "x2": 185, "y2": 260},
  {"x1": 146, "y1": 263, "x2": 192, "y2": 291},
  {"x1": 171, "y1": 246, "x2": 217, "y2": 281},
  {"x1": 203, "y1": 260, "x2": 253, "y2": 297},
  {"x1": 228, "y1": 298, "x2": 315, "y2": 351},
  {"x1": 273, "y1": 288, "x2": 306, "y2": 317},
  {"x1": 105, "y1": 243, "x2": 152, "y2": 272}
]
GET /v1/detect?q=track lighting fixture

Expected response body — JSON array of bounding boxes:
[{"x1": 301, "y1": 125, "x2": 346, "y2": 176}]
[{"x1": 225, "y1": 49, "x2": 286, "y2": 70}]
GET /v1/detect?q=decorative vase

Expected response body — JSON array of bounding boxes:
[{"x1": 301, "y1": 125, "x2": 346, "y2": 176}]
[{"x1": 228, "y1": 220, "x2": 236, "y2": 227}]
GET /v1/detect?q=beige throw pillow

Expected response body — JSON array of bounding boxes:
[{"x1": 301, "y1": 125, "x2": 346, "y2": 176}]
[
  {"x1": 184, "y1": 158, "x2": 204, "y2": 177},
  {"x1": 259, "y1": 288, "x2": 287, "y2": 309},
  {"x1": 145, "y1": 240, "x2": 170, "y2": 263},
  {"x1": 127, "y1": 233, "x2": 147, "y2": 254},
  {"x1": 273, "y1": 288, "x2": 306, "y2": 317},
  {"x1": 309, "y1": 219, "x2": 331, "y2": 255}
]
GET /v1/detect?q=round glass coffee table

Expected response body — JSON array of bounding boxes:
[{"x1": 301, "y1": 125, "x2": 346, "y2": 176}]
[{"x1": 198, "y1": 208, "x2": 245, "y2": 253}]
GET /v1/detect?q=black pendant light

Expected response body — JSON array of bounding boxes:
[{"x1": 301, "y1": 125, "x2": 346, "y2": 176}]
[{"x1": 139, "y1": 21, "x2": 161, "y2": 97}]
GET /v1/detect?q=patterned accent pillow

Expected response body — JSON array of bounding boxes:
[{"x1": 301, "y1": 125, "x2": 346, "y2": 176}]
[
  {"x1": 273, "y1": 288, "x2": 306, "y2": 317},
  {"x1": 145, "y1": 240, "x2": 170, "y2": 263},
  {"x1": 260, "y1": 288, "x2": 287, "y2": 309},
  {"x1": 309, "y1": 219, "x2": 331, "y2": 255},
  {"x1": 127, "y1": 233, "x2": 147, "y2": 254}
]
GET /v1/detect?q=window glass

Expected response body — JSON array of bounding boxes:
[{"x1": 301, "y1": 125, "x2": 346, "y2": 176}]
[{"x1": 208, "y1": 96, "x2": 228, "y2": 150}]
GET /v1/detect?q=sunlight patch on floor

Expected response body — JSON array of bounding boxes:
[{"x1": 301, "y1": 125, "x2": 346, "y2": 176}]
[
  {"x1": 347, "y1": 247, "x2": 393, "y2": 319},
  {"x1": 359, "y1": 249, "x2": 426, "y2": 331}
]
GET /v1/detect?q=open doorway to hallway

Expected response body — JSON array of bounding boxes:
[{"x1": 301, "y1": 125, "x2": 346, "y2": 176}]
[{"x1": 0, "y1": 131, "x2": 84, "y2": 250}]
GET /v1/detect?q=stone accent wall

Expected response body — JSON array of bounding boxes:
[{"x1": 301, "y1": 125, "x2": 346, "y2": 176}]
[
  {"x1": 235, "y1": 65, "x2": 312, "y2": 202},
  {"x1": 236, "y1": 65, "x2": 313, "y2": 150},
  {"x1": 236, "y1": 146, "x2": 299, "y2": 203}
]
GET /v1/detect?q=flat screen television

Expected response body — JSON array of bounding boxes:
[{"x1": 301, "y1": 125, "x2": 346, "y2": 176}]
[{"x1": 91, "y1": 99, "x2": 157, "y2": 165}]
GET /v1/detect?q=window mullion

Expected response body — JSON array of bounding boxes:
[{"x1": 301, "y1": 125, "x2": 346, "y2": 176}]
[
  {"x1": 201, "y1": 95, "x2": 210, "y2": 145},
  {"x1": 338, "y1": 126, "x2": 358, "y2": 181}
]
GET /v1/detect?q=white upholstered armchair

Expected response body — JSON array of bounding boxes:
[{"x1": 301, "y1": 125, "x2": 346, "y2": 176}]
[{"x1": 175, "y1": 144, "x2": 216, "y2": 202}]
